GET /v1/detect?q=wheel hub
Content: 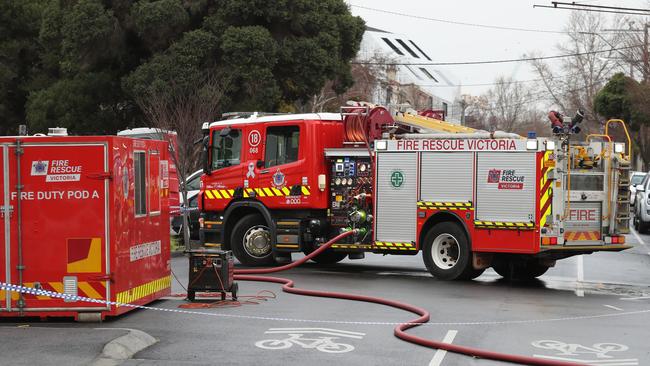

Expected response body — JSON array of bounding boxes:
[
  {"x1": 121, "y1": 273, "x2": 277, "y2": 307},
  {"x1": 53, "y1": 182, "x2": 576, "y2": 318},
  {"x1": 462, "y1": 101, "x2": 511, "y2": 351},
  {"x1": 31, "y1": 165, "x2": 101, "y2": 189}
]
[
  {"x1": 243, "y1": 226, "x2": 271, "y2": 258},
  {"x1": 431, "y1": 234, "x2": 460, "y2": 269}
]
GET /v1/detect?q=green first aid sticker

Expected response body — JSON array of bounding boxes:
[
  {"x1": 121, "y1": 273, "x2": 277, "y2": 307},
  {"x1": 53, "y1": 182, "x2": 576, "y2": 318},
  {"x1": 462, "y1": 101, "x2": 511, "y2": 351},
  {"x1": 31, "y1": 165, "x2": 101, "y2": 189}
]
[{"x1": 390, "y1": 170, "x2": 404, "y2": 188}]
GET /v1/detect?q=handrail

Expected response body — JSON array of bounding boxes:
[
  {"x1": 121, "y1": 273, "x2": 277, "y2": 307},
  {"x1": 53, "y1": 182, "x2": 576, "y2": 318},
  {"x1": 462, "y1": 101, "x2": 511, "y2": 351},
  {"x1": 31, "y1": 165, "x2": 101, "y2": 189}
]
[
  {"x1": 605, "y1": 119, "x2": 632, "y2": 159},
  {"x1": 585, "y1": 135, "x2": 614, "y2": 221}
]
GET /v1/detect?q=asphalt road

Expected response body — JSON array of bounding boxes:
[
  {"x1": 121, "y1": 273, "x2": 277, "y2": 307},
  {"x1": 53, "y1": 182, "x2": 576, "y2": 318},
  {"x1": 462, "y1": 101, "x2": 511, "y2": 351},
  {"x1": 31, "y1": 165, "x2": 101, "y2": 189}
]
[{"x1": 2, "y1": 230, "x2": 650, "y2": 366}]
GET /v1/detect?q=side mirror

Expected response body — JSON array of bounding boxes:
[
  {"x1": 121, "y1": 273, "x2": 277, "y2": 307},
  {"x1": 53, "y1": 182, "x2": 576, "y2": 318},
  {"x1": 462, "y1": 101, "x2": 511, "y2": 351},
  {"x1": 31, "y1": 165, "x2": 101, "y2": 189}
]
[
  {"x1": 637, "y1": 186, "x2": 645, "y2": 192},
  {"x1": 256, "y1": 160, "x2": 265, "y2": 168},
  {"x1": 201, "y1": 135, "x2": 210, "y2": 175},
  {"x1": 219, "y1": 127, "x2": 231, "y2": 137}
]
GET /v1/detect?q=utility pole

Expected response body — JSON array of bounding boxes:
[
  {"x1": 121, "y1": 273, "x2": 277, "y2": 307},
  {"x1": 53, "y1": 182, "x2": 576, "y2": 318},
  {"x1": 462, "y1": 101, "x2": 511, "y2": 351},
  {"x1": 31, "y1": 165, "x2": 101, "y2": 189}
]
[{"x1": 643, "y1": 23, "x2": 650, "y2": 82}]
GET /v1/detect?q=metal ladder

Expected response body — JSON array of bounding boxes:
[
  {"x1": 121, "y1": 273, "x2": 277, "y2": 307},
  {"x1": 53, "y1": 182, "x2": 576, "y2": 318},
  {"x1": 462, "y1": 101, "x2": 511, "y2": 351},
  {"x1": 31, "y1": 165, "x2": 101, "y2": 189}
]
[{"x1": 614, "y1": 157, "x2": 631, "y2": 234}]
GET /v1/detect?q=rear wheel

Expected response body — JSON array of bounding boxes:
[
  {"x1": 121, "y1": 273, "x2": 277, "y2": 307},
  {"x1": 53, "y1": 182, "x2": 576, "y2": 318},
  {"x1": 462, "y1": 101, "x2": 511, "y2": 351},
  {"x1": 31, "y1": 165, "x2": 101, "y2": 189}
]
[
  {"x1": 309, "y1": 249, "x2": 348, "y2": 265},
  {"x1": 422, "y1": 222, "x2": 476, "y2": 280},
  {"x1": 231, "y1": 214, "x2": 276, "y2": 266},
  {"x1": 493, "y1": 261, "x2": 550, "y2": 280}
]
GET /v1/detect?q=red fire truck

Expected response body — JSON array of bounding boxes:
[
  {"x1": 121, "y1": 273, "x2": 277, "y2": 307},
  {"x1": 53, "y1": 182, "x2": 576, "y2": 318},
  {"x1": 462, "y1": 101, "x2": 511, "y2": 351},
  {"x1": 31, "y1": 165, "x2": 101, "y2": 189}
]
[
  {"x1": 0, "y1": 130, "x2": 171, "y2": 320},
  {"x1": 198, "y1": 106, "x2": 631, "y2": 280}
]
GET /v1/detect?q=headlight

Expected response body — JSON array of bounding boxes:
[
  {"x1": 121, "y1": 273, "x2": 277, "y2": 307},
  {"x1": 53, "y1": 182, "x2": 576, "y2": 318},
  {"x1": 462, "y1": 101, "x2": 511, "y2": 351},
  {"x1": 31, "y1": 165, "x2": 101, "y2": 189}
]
[
  {"x1": 614, "y1": 143, "x2": 625, "y2": 154},
  {"x1": 545, "y1": 140, "x2": 556, "y2": 151},
  {"x1": 526, "y1": 139, "x2": 538, "y2": 150},
  {"x1": 376, "y1": 140, "x2": 388, "y2": 150}
]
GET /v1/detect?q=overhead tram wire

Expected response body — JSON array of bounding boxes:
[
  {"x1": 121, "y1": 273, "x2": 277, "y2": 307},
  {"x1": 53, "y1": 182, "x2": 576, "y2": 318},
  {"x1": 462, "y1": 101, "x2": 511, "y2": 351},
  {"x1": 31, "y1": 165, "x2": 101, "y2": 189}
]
[
  {"x1": 352, "y1": 44, "x2": 641, "y2": 66},
  {"x1": 533, "y1": 2, "x2": 650, "y2": 16},
  {"x1": 349, "y1": 4, "x2": 568, "y2": 34}
]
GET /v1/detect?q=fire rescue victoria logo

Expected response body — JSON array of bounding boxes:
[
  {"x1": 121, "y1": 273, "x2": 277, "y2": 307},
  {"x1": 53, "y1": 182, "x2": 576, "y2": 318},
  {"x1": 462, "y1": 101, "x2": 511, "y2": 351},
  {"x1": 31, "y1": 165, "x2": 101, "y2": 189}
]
[
  {"x1": 487, "y1": 169, "x2": 525, "y2": 190},
  {"x1": 390, "y1": 170, "x2": 404, "y2": 189},
  {"x1": 272, "y1": 169, "x2": 286, "y2": 188},
  {"x1": 31, "y1": 160, "x2": 49, "y2": 176}
]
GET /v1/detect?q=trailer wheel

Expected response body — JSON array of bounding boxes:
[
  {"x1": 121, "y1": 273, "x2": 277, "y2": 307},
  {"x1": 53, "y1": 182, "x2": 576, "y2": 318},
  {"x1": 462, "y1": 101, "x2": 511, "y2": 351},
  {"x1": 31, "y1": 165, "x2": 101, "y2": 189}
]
[
  {"x1": 493, "y1": 261, "x2": 550, "y2": 280},
  {"x1": 422, "y1": 222, "x2": 475, "y2": 280},
  {"x1": 231, "y1": 214, "x2": 276, "y2": 266}
]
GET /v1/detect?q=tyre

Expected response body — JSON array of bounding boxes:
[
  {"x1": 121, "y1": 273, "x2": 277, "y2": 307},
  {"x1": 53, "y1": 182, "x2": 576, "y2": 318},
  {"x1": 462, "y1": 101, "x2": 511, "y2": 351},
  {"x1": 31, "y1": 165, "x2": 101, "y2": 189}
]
[
  {"x1": 422, "y1": 222, "x2": 475, "y2": 280},
  {"x1": 494, "y1": 261, "x2": 549, "y2": 280},
  {"x1": 308, "y1": 248, "x2": 348, "y2": 265},
  {"x1": 230, "y1": 214, "x2": 276, "y2": 266},
  {"x1": 639, "y1": 214, "x2": 649, "y2": 233}
]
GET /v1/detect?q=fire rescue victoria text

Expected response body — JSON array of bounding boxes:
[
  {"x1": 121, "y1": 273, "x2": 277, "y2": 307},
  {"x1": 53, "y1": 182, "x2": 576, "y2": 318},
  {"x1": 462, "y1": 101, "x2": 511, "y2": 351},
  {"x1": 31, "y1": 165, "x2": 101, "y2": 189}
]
[{"x1": 395, "y1": 139, "x2": 517, "y2": 151}]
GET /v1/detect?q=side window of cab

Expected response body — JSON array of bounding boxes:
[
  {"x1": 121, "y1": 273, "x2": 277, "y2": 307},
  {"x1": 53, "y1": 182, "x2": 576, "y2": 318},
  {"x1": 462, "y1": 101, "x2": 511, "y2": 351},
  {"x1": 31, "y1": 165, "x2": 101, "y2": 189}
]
[
  {"x1": 211, "y1": 129, "x2": 242, "y2": 170},
  {"x1": 264, "y1": 126, "x2": 300, "y2": 168}
]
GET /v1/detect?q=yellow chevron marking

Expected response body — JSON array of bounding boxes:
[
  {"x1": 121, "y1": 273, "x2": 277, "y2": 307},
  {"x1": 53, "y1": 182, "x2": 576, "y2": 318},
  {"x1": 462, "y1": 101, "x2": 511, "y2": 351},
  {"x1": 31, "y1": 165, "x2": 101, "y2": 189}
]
[
  {"x1": 210, "y1": 190, "x2": 221, "y2": 199},
  {"x1": 301, "y1": 186, "x2": 311, "y2": 196},
  {"x1": 263, "y1": 188, "x2": 274, "y2": 196},
  {"x1": 204, "y1": 190, "x2": 214, "y2": 199},
  {"x1": 272, "y1": 188, "x2": 283, "y2": 196},
  {"x1": 255, "y1": 188, "x2": 265, "y2": 197},
  {"x1": 78, "y1": 282, "x2": 102, "y2": 299},
  {"x1": 116, "y1": 275, "x2": 171, "y2": 307},
  {"x1": 220, "y1": 190, "x2": 230, "y2": 199},
  {"x1": 282, "y1": 187, "x2": 290, "y2": 195}
]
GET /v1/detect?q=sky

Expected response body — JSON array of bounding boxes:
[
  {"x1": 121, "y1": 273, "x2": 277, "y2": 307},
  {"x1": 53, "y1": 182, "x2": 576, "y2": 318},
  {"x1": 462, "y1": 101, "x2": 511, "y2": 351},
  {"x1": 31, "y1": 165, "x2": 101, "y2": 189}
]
[{"x1": 346, "y1": 0, "x2": 649, "y2": 97}]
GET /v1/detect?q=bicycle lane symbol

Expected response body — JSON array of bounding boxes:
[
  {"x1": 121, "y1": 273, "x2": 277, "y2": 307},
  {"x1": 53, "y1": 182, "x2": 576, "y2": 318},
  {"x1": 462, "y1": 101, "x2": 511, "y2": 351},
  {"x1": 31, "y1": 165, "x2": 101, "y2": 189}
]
[
  {"x1": 531, "y1": 339, "x2": 639, "y2": 365},
  {"x1": 255, "y1": 328, "x2": 365, "y2": 354}
]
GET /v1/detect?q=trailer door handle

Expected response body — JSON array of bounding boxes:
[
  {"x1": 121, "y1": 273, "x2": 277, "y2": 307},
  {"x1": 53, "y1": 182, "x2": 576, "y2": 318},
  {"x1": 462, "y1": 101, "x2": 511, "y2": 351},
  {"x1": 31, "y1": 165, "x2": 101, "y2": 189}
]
[{"x1": 87, "y1": 172, "x2": 113, "y2": 180}]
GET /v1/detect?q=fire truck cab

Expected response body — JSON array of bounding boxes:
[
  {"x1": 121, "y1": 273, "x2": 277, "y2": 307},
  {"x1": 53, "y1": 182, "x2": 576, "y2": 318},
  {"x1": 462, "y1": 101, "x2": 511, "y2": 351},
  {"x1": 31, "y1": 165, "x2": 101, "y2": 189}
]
[{"x1": 199, "y1": 107, "x2": 632, "y2": 280}]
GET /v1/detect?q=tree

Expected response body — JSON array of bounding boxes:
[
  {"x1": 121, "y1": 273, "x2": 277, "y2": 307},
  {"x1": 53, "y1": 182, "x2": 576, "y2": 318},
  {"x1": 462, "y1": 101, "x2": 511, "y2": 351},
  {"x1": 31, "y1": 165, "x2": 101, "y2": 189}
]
[
  {"x1": 464, "y1": 76, "x2": 545, "y2": 135},
  {"x1": 595, "y1": 72, "x2": 650, "y2": 167},
  {"x1": 530, "y1": 12, "x2": 623, "y2": 134},
  {"x1": 0, "y1": 0, "x2": 365, "y2": 135}
]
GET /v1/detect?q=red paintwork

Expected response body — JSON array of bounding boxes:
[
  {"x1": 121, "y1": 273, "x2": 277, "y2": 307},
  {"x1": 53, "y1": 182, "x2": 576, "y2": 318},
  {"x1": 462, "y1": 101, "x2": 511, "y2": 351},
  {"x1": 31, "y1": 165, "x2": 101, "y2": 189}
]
[
  {"x1": 0, "y1": 136, "x2": 170, "y2": 318},
  {"x1": 415, "y1": 151, "x2": 545, "y2": 254},
  {"x1": 201, "y1": 119, "x2": 344, "y2": 213}
]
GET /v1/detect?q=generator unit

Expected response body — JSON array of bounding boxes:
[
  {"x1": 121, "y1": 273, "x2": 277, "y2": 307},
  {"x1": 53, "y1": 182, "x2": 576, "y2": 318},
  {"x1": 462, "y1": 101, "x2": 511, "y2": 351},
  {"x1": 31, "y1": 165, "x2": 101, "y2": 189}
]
[{"x1": 187, "y1": 249, "x2": 237, "y2": 301}]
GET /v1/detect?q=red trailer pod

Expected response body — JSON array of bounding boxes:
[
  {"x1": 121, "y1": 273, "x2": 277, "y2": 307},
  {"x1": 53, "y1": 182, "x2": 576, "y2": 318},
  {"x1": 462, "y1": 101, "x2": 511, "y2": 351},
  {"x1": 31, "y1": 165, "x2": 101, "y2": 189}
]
[{"x1": 0, "y1": 135, "x2": 171, "y2": 320}]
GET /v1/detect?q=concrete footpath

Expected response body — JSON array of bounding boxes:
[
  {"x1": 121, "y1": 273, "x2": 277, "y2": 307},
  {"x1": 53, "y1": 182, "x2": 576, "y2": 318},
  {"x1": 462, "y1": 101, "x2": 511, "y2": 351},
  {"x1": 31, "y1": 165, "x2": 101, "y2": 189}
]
[{"x1": 0, "y1": 326, "x2": 156, "y2": 366}]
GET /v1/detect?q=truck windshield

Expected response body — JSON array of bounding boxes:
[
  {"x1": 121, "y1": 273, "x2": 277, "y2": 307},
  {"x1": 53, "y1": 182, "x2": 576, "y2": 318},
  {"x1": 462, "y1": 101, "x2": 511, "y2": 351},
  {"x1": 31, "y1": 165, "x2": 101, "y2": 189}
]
[{"x1": 212, "y1": 129, "x2": 241, "y2": 170}]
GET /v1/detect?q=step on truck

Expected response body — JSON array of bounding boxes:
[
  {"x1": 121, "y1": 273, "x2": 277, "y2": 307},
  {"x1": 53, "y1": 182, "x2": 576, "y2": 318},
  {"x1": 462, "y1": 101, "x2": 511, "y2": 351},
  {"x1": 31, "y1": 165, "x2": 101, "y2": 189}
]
[{"x1": 198, "y1": 105, "x2": 631, "y2": 280}]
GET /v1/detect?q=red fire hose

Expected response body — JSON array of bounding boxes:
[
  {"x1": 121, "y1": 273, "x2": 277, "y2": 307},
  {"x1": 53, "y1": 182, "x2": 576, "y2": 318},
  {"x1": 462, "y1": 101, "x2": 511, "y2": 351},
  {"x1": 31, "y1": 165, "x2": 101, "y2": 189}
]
[{"x1": 234, "y1": 231, "x2": 587, "y2": 366}]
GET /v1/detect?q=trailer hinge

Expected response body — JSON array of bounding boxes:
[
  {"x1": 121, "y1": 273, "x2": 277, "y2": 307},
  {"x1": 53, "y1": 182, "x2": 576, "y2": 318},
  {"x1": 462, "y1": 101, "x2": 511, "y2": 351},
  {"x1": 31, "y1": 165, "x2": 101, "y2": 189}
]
[
  {"x1": 0, "y1": 205, "x2": 14, "y2": 218},
  {"x1": 87, "y1": 172, "x2": 112, "y2": 180}
]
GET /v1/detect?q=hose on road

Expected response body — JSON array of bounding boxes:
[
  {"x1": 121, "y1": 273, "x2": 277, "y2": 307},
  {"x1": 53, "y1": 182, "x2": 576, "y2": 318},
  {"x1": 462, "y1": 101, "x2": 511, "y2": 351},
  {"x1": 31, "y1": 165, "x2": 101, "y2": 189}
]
[{"x1": 234, "y1": 230, "x2": 587, "y2": 366}]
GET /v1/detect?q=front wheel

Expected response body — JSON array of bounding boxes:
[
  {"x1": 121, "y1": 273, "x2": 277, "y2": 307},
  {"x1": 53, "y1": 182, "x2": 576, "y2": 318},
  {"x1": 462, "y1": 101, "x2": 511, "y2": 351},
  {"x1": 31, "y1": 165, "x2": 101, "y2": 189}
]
[
  {"x1": 422, "y1": 222, "x2": 475, "y2": 280},
  {"x1": 231, "y1": 214, "x2": 276, "y2": 266}
]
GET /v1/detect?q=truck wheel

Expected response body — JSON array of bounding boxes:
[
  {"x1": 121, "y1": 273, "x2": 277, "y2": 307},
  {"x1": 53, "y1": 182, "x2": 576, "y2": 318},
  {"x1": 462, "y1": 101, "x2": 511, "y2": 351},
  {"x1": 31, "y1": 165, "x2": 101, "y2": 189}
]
[
  {"x1": 231, "y1": 214, "x2": 276, "y2": 266},
  {"x1": 309, "y1": 249, "x2": 348, "y2": 265},
  {"x1": 422, "y1": 222, "x2": 475, "y2": 280},
  {"x1": 493, "y1": 261, "x2": 549, "y2": 280}
]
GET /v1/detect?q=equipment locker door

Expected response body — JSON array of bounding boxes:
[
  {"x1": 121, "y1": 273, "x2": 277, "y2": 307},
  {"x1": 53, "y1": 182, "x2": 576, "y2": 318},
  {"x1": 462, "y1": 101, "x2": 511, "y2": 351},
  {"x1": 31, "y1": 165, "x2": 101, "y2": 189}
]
[
  {"x1": 375, "y1": 152, "x2": 417, "y2": 242},
  {"x1": 10, "y1": 143, "x2": 110, "y2": 312},
  {"x1": 0, "y1": 144, "x2": 10, "y2": 311}
]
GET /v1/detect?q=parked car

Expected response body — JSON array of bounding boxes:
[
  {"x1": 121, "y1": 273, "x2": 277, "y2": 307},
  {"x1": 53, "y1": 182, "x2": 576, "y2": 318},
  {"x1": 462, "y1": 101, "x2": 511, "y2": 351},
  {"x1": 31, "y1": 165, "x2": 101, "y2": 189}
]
[
  {"x1": 633, "y1": 172, "x2": 650, "y2": 232},
  {"x1": 171, "y1": 190, "x2": 200, "y2": 240},
  {"x1": 181, "y1": 169, "x2": 202, "y2": 204},
  {"x1": 630, "y1": 171, "x2": 647, "y2": 206}
]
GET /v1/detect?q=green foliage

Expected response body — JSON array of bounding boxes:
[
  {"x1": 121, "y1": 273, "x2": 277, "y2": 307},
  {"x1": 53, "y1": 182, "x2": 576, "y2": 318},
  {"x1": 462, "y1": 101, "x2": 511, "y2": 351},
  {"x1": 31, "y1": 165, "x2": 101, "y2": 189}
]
[
  {"x1": 1, "y1": 0, "x2": 364, "y2": 135},
  {"x1": 594, "y1": 73, "x2": 634, "y2": 124},
  {"x1": 594, "y1": 72, "x2": 650, "y2": 131}
]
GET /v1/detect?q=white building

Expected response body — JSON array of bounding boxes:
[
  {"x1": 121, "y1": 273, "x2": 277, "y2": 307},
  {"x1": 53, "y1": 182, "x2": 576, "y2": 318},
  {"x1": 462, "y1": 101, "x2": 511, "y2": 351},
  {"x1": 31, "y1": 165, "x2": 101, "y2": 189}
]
[{"x1": 357, "y1": 27, "x2": 462, "y2": 122}]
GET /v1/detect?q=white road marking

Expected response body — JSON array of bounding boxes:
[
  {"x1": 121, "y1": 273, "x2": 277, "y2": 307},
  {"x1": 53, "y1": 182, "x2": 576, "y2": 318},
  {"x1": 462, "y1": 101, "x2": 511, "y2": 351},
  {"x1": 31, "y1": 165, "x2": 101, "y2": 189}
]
[
  {"x1": 576, "y1": 255, "x2": 584, "y2": 297},
  {"x1": 603, "y1": 305, "x2": 624, "y2": 311},
  {"x1": 533, "y1": 355, "x2": 639, "y2": 365},
  {"x1": 620, "y1": 296, "x2": 650, "y2": 301},
  {"x1": 429, "y1": 330, "x2": 458, "y2": 366},
  {"x1": 630, "y1": 228, "x2": 649, "y2": 252}
]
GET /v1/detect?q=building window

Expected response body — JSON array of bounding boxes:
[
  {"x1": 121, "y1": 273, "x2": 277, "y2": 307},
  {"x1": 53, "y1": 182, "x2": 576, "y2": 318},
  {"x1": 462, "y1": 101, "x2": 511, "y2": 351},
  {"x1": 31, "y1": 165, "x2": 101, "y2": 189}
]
[
  {"x1": 381, "y1": 38, "x2": 404, "y2": 56},
  {"x1": 134, "y1": 151, "x2": 147, "y2": 216},
  {"x1": 396, "y1": 39, "x2": 419, "y2": 58},
  {"x1": 386, "y1": 87, "x2": 393, "y2": 105},
  {"x1": 442, "y1": 102, "x2": 448, "y2": 118},
  {"x1": 419, "y1": 68, "x2": 439, "y2": 82},
  {"x1": 265, "y1": 126, "x2": 300, "y2": 168},
  {"x1": 211, "y1": 129, "x2": 242, "y2": 170},
  {"x1": 405, "y1": 65, "x2": 423, "y2": 80},
  {"x1": 409, "y1": 40, "x2": 432, "y2": 61}
]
